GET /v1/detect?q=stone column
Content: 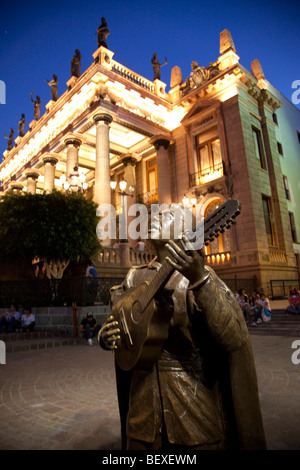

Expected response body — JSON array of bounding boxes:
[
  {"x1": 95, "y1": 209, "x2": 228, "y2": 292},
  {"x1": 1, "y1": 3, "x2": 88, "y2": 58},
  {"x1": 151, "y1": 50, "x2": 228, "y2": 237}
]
[
  {"x1": 151, "y1": 136, "x2": 172, "y2": 205},
  {"x1": 93, "y1": 113, "x2": 113, "y2": 206},
  {"x1": 93, "y1": 113, "x2": 113, "y2": 247},
  {"x1": 26, "y1": 172, "x2": 39, "y2": 194},
  {"x1": 43, "y1": 156, "x2": 58, "y2": 193},
  {"x1": 120, "y1": 155, "x2": 137, "y2": 266},
  {"x1": 64, "y1": 137, "x2": 82, "y2": 178}
]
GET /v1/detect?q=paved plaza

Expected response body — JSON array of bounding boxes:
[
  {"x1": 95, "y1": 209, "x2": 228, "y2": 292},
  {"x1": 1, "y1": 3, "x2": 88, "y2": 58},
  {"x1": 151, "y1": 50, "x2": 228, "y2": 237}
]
[{"x1": 0, "y1": 333, "x2": 300, "y2": 451}]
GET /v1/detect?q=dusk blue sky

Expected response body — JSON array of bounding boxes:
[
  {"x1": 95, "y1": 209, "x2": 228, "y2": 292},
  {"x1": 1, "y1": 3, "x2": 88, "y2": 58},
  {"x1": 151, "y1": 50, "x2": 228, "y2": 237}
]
[{"x1": 0, "y1": 0, "x2": 299, "y2": 163}]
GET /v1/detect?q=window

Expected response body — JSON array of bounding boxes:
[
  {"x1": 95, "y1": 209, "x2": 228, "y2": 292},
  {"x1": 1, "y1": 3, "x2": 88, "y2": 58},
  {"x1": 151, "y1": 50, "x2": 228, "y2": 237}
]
[
  {"x1": 272, "y1": 113, "x2": 278, "y2": 125},
  {"x1": 146, "y1": 157, "x2": 157, "y2": 193},
  {"x1": 252, "y1": 127, "x2": 267, "y2": 169},
  {"x1": 283, "y1": 176, "x2": 290, "y2": 200},
  {"x1": 262, "y1": 196, "x2": 276, "y2": 246},
  {"x1": 277, "y1": 142, "x2": 283, "y2": 156},
  {"x1": 289, "y1": 212, "x2": 297, "y2": 243},
  {"x1": 195, "y1": 128, "x2": 223, "y2": 184}
]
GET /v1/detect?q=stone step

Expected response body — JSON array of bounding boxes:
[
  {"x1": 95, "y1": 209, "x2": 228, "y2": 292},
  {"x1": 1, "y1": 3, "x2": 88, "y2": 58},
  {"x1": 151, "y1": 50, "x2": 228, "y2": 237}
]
[{"x1": 248, "y1": 309, "x2": 300, "y2": 337}]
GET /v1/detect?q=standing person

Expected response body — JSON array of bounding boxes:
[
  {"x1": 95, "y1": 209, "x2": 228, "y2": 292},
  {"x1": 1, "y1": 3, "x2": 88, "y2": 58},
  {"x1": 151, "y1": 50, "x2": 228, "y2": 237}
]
[
  {"x1": 86, "y1": 260, "x2": 99, "y2": 304},
  {"x1": 80, "y1": 312, "x2": 101, "y2": 345},
  {"x1": 21, "y1": 307, "x2": 35, "y2": 332},
  {"x1": 0, "y1": 303, "x2": 21, "y2": 333},
  {"x1": 287, "y1": 285, "x2": 300, "y2": 315},
  {"x1": 99, "y1": 204, "x2": 266, "y2": 451},
  {"x1": 135, "y1": 237, "x2": 145, "y2": 251}
]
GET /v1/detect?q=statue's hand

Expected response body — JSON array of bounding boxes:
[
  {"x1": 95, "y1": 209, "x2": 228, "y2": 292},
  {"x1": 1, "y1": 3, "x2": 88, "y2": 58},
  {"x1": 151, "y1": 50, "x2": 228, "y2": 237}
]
[
  {"x1": 98, "y1": 315, "x2": 120, "y2": 350},
  {"x1": 165, "y1": 234, "x2": 206, "y2": 285}
]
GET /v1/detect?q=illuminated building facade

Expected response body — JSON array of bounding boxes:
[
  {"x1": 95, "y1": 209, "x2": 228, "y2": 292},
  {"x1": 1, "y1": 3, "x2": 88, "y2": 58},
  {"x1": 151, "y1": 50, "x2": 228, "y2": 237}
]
[{"x1": 1, "y1": 29, "x2": 299, "y2": 294}]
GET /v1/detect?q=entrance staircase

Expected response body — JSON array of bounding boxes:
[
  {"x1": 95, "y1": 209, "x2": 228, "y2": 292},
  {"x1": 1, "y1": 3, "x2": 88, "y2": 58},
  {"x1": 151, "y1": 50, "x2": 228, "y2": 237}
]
[{"x1": 248, "y1": 309, "x2": 300, "y2": 337}]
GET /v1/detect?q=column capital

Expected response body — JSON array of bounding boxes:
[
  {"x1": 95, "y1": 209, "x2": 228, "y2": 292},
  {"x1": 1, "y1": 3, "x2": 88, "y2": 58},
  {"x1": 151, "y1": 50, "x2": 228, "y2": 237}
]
[
  {"x1": 120, "y1": 155, "x2": 138, "y2": 167},
  {"x1": 150, "y1": 135, "x2": 171, "y2": 151},
  {"x1": 64, "y1": 137, "x2": 82, "y2": 148},
  {"x1": 10, "y1": 184, "x2": 23, "y2": 192},
  {"x1": 93, "y1": 113, "x2": 113, "y2": 125},
  {"x1": 43, "y1": 156, "x2": 58, "y2": 166},
  {"x1": 25, "y1": 171, "x2": 39, "y2": 180}
]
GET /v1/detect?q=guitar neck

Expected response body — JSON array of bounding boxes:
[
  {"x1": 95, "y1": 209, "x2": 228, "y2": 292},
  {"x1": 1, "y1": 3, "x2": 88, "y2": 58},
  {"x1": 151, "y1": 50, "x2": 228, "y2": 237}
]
[{"x1": 140, "y1": 260, "x2": 174, "y2": 311}]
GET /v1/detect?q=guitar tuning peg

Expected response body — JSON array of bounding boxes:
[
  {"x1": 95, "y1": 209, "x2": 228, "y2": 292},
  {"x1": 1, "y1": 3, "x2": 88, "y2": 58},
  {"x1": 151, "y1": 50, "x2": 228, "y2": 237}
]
[
  {"x1": 219, "y1": 228, "x2": 225, "y2": 233},
  {"x1": 204, "y1": 242, "x2": 209, "y2": 246},
  {"x1": 225, "y1": 223, "x2": 231, "y2": 229}
]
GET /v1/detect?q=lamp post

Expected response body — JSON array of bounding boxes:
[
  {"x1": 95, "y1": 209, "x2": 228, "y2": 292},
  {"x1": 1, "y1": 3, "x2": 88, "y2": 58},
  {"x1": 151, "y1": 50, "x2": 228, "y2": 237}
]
[
  {"x1": 110, "y1": 177, "x2": 135, "y2": 268},
  {"x1": 60, "y1": 166, "x2": 88, "y2": 193}
]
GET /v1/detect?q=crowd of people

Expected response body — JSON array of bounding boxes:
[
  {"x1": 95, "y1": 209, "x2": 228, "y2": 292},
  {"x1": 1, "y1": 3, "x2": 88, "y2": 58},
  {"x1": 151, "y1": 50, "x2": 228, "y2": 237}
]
[
  {"x1": 0, "y1": 303, "x2": 35, "y2": 333},
  {"x1": 235, "y1": 288, "x2": 272, "y2": 327}
]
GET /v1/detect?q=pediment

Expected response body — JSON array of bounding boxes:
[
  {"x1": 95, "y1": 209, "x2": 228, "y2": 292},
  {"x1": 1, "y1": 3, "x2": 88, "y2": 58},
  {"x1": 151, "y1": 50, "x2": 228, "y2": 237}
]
[{"x1": 181, "y1": 99, "x2": 220, "y2": 124}]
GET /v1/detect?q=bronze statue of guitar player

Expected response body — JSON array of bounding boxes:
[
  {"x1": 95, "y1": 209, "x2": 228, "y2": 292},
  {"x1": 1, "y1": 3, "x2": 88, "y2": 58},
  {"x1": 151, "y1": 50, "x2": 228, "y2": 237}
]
[{"x1": 99, "y1": 201, "x2": 266, "y2": 451}]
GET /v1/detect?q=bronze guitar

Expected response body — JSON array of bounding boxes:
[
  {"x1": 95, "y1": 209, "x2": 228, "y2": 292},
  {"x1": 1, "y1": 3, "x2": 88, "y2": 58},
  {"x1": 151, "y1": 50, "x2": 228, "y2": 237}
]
[{"x1": 112, "y1": 199, "x2": 241, "y2": 371}]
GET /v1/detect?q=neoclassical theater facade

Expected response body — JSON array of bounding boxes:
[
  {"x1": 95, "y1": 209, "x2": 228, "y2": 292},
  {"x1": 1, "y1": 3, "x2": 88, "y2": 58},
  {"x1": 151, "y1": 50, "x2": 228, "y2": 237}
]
[{"x1": 1, "y1": 29, "x2": 299, "y2": 293}]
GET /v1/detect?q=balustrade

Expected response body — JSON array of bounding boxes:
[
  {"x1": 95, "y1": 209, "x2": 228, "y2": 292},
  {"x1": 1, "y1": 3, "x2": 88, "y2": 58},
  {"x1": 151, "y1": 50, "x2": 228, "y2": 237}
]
[
  {"x1": 205, "y1": 251, "x2": 231, "y2": 266},
  {"x1": 111, "y1": 60, "x2": 155, "y2": 93},
  {"x1": 98, "y1": 247, "x2": 155, "y2": 266}
]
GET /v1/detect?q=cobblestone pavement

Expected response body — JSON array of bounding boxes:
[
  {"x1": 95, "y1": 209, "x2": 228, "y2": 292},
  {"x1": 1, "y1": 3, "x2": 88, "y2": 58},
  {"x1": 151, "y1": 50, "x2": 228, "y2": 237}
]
[{"x1": 0, "y1": 334, "x2": 300, "y2": 450}]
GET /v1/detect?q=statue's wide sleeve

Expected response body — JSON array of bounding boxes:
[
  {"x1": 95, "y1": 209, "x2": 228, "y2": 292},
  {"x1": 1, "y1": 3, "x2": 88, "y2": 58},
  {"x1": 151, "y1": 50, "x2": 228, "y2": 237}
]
[{"x1": 190, "y1": 266, "x2": 246, "y2": 352}]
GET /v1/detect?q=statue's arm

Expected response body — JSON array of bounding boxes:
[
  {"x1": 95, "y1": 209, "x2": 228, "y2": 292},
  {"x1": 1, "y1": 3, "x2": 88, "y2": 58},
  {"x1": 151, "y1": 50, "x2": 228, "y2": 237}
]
[{"x1": 166, "y1": 236, "x2": 244, "y2": 352}]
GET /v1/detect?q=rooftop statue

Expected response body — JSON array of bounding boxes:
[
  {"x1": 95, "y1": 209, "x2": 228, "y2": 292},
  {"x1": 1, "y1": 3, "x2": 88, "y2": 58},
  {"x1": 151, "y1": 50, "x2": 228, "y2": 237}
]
[
  {"x1": 18, "y1": 114, "x2": 25, "y2": 137},
  {"x1": 151, "y1": 52, "x2": 168, "y2": 81},
  {"x1": 45, "y1": 74, "x2": 58, "y2": 102},
  {"x1": 4, "y1": 128, "x2": 14, "y2": 151},
  {"x1": 182, "y1": 60, "x2": 220, "y2": 96},
  {"x1": 97, "y1": 17, "x2": 110, "y2": 49},
  {"x1": 31, "y1": 92, "x2": 41, "y2": 121},
  {"x1": 71, "y1": 49, "x2": 82, "y2": 78}
]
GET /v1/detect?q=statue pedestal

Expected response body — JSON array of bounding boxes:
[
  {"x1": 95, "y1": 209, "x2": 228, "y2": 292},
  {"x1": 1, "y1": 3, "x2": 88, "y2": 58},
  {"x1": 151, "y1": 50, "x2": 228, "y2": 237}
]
[
  {"x1": 15, "y1": 136, "x2": 23, "y2": 146},
  {"x1": 218, "y1": 50, "x2": 240, "y2": 71},
  {"x1": 67, "y1": 76, "x2": 78, "y2": 90},
  {"x1": 154, "y1": 79, "x2": 167, "y2": 98},
  {"x1": 29, "y1": 120, "x2": 37, "y2": 131},
  {"x1": 92, "y1": 46, "x2": 114, "y2": 69},
  {"x1": 45, "y1": 100, "x2": 56, "y2": 113}
]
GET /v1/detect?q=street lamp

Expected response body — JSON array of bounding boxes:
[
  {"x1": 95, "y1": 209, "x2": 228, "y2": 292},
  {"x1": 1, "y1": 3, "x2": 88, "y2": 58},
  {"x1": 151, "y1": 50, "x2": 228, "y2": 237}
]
[
  {"x1": 182, "y1": 194, "x2": 197, "y2": 207},
  {"x1": 60, "y1": 166, "x2": 88, "y2": 193}
]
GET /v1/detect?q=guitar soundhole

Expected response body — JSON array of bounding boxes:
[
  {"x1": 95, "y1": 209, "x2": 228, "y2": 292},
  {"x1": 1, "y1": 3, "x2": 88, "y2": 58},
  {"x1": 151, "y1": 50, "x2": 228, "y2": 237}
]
[{"x1": 131, "y1": 301, "x2": 143, "y2": 324}]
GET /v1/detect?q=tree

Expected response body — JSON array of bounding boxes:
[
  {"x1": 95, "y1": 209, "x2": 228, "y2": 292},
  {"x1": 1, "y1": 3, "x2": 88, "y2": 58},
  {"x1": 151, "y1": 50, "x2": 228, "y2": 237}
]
[{"x1": 0, "y1": 191, "x2": 101, "y2": 279}]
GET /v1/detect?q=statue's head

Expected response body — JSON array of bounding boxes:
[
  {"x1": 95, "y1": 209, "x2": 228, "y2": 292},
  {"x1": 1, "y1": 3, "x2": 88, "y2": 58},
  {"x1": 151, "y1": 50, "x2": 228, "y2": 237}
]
[
  {"x1": 53, "y1": 74, "x2": 58, "y2": 81},
  {"x1": 149, "y1": 203, "x2": 196, "y2": 247}
]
